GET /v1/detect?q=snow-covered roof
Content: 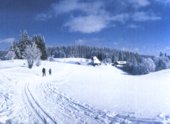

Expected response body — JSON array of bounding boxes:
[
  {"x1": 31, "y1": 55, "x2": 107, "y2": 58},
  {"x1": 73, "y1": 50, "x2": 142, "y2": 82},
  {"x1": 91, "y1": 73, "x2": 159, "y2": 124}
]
[
  {"x1": 116, "y1": 61, "x2": 127, "y2": 65},
  {"x1": 92, "y1": 56, "x2": 101, "y2": 64}
]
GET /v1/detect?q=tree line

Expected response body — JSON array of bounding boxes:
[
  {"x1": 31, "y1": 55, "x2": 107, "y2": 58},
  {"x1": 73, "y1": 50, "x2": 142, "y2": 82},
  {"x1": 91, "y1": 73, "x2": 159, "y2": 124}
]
[
  {"x1": 0, "y1": 51, "x2": 7, "y2": 59},
  {"x1": 48, "y1": 45, "x2": 170, "y2": 75},
  {"x1": 48, "y1": 45, "x2": 138, "y2": 62},
  {"x1": 1, "y1": 31, "x2": 170, "y2": 75}
]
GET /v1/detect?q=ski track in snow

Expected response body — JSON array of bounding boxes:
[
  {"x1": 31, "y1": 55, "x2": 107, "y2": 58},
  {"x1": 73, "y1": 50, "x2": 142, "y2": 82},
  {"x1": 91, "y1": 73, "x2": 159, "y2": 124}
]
[
  {"x1": 41, "y1": 82, "x2": 107, "y2": 124},
  {"x1": 24, "y1": 83, "x2": 57, "y2": 124},
  {"x1": 24, "y1": 72, "x2": 108, "y2": 124},
  {"x1": 26, "y1": 78, "x2": 160, "y2": 124}
]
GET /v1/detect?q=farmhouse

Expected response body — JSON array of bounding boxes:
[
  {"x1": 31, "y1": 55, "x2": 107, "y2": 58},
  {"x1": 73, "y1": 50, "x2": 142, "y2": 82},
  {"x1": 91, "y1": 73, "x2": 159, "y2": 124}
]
[
  {"x1": 114, "y1": 61, "x2": 127, "y2": 68},
  {"x1": 91, "y1": 56, "x2": 101, "y2": 66}
]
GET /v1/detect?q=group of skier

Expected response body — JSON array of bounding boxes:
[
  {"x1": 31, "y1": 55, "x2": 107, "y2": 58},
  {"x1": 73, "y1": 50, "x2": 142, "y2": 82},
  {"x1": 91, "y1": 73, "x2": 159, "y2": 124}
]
[{"x1": 42, "y1": 68, "x2": 52, "y2": 77}]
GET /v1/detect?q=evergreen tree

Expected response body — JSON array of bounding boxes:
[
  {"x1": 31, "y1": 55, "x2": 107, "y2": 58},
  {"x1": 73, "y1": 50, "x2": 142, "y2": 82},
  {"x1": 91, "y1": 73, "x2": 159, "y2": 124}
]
[
  {"x1": 159, "y1": 52, "x2": 163, "y2": 57},
  {"x1": 12, "y1": 41, "x2": 21, "y2": 59},
  {"x1": 5, "y1": 50, "x2": 16, "y2": 60},
  {"x1": 32, "y1": 35, "x2": 47, "y2": 60},
  {"x1": 19, "y1": 31, "x2": 32, "y2": 59}
]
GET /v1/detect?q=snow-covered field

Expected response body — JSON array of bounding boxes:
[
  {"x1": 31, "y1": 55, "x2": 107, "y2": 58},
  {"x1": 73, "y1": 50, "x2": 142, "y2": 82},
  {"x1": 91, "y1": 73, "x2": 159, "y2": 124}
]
[{"x1": 0, "y1": 59, "x2": 170, "y2": 124}]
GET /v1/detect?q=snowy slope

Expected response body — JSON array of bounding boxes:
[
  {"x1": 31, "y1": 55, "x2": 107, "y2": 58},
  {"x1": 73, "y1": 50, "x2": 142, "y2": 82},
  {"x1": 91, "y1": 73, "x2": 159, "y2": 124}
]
[{"x1": 0, "y1": 59, "x2": 170, "y2": 123}]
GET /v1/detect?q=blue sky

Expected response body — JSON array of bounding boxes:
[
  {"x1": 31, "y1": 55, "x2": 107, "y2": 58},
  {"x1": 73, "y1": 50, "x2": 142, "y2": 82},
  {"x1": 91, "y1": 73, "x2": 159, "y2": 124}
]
[{"x1": 0, "y1": 0, "x2": 170, "y2": 55}]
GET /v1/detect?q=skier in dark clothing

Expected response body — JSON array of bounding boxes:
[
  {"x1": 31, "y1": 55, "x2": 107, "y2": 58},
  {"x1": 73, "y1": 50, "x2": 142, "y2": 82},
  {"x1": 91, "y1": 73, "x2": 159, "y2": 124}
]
[
  {"x1": 42, "y1": 68, "x2": 46, "y2": 76},
  {"x1": 49, "y1": 68, "x2": 52, "y2": 75}
]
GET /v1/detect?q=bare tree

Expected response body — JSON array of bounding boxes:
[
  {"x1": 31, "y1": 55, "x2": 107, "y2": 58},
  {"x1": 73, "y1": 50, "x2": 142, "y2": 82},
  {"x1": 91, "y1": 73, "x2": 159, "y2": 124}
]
[{"x1": 24, "y1": 42, "x2": 41, "y2": 68}]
